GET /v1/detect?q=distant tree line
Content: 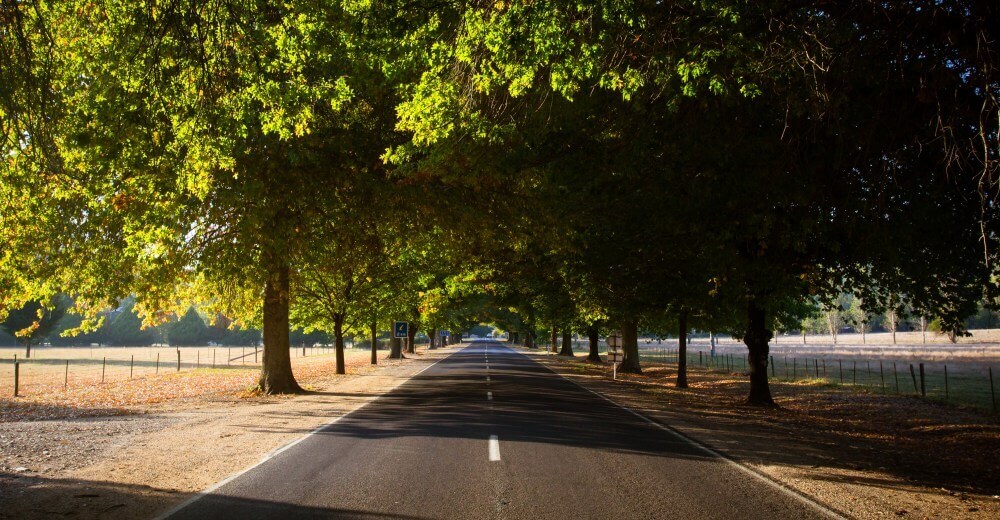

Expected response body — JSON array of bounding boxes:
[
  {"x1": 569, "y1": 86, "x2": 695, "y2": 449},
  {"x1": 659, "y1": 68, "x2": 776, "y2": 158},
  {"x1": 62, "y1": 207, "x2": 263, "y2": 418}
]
[{"x1": 0, "y1": 297, "x2": 330, "y2": 350}]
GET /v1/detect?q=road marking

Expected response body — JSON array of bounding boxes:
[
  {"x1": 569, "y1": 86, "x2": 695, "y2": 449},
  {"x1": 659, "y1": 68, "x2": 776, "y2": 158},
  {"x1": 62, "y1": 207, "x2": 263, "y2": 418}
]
[
  {"x1": 153, "y1": 351, "x2": 456, "y2": 520},
  {"x1": 486, "y1": 375, "x2": 491, "y2": 382},
  {"x1": 487, "y1": 391, "x2": 493, "y2": 400},
  {"x1": 531, "y1": 353, "x2": 846, "y2": 520},
  {"x1": 489, "y1": 435, "x2": 501, "y2": 461}
]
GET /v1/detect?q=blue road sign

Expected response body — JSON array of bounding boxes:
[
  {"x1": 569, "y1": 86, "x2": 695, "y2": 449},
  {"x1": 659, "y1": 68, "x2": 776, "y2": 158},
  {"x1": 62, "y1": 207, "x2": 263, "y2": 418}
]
[
  {"x1": 441, "y1": 330, "x2": 450, "y2": 338},
  {"x1": 394, "y1": 321, "x2": 409, "y2": 338}
]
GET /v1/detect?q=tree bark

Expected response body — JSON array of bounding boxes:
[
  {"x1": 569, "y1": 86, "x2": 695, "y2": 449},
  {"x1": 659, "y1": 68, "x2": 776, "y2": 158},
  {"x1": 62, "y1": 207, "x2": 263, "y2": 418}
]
[
  {"x1": 369, "y1": 321, "x2": 378, "y2": 365},
  {"x1": 586, "y1": 325, "x2": 601, "y2": 362},
  {"x1": 619, "y1": 319, "x2": 641, "y2": 373},
  {"x1": 405, "y1": 322, "x2": 417, "y2": 354},
  {"x1": 334, "y1": 314, "x2": 346, "y2": 375},
  {"x1": 676, "y1": 310, "x2": 688, "y2": 388},
  {"x1": 24, "y1": 340, "x2": 31, "y2": 359},
  {"x1": 559, "y1": 328, "x2": 574, "y2": 356},
  {"x1": 428, "y1": 328, "x2": 437, "y2": 349},
  {"x1": 744, "y1": 300, "x2": 774, "y2": 406},
  {"x1": 550, "y1": 325, "x2": 558, "y2": 353},
  {"x1": 259, "y1": 263, "x2": 303, "y2": 394},
  {"x1": 388, "y1": 336, "x2": 404, "y2": 359}
]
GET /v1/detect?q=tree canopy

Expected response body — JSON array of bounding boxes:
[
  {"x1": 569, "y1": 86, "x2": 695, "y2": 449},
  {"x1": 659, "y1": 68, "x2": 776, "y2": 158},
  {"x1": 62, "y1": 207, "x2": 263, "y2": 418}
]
[{"x1": 1, "y1": 0, "x2": 997, "y2": 403}]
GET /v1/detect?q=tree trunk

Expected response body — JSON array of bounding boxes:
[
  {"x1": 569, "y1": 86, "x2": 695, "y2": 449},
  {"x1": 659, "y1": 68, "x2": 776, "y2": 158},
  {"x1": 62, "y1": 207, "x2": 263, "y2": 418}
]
[
  {"x1": 428, "y1": 328, "x2": 437, "y2": 350},
  {"x1": 259, "y1": 263, "x2": 303, "y2": 394},
  {"x1": 559, "y1": 329, "x2": 574, "y2": 356},
  {"x1": 619, "y1": 319, "x2": 641, "y2": 374},
  {"x1": 369, "y1": 322, "x2": 378, "y2": 365},
  {"x1": 388, "y1": 336, "x2": 404, "y2": 359},
  {"x1": 744, "y1": 300, "x2": 774, "y2": 406},
  {"x1": 334, "y1": 314, "x2": 346, "y2": 375},
  {"x1": 24, "y1": 340, "x2": 31, "y2": 359},
  {"x1": 677, "y1": 310, "x2": 688, "y2": 388},
  {"x1": 405, "y1": 322, "x2": 417, "y2": 354},
  {"x1": 550, "y1": 325, "x2": 558, "y2": 353},
  {"x1": 586, "y1": 325, "x2": 601, "y2": 362}
]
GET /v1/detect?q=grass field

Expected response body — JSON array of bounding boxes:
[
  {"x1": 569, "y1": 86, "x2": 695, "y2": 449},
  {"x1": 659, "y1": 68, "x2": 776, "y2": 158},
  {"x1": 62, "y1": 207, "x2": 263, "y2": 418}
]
[
  {"x1": 543, "y1": 329, "x2": 1000, "y2": 413},
  {"x1": 0, "y1": 343, "x2": 376, "y2": 398}
]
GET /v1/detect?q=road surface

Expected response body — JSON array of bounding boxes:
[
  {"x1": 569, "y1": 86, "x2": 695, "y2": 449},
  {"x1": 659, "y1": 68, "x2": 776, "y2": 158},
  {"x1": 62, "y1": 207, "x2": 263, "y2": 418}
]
[{"x1": 162, "y1": 341, "x2": 833, "y2": 519}]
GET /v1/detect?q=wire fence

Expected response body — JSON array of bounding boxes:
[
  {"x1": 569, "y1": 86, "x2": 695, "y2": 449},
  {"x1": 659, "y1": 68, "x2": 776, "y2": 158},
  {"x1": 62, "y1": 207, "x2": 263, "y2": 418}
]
[
  {"x1": 0, "y1": 345, "x2": 343, "y2": 397},
  {"x1": 631, "y1": 345, "x2": 998, "y2": 414}
]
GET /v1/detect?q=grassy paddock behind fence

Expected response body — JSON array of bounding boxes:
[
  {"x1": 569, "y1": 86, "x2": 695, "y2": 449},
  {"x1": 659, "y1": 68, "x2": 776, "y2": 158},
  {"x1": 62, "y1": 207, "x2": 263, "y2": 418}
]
[
  {"x1": 625, "y1": 344, "x2": 998, "y2": 413},
  {"x1": 0, "y1": 344, "x2": 358, "y2": 397}
]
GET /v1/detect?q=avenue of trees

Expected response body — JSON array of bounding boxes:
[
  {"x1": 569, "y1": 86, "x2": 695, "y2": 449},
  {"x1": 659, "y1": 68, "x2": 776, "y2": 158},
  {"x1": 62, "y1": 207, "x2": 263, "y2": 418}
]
[{"x1": 2, "y1": 1, "x2": 997, "y2": 405}]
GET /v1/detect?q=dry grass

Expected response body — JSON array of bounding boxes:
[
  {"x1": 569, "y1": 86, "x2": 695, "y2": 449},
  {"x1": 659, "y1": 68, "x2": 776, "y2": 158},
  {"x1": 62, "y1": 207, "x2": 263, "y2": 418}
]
[{"x1": 0, "y1": 347, "x2": 389, "y2": 422}]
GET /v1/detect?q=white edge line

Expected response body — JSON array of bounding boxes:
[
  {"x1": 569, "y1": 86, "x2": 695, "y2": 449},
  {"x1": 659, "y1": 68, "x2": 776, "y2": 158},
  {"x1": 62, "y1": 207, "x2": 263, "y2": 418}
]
[
  {"x1": 524, "y1": 349, "x2": 847, "y2": 520},
  {"x1": 153, "y1": 351, "x2": 454, "y2": 520}
]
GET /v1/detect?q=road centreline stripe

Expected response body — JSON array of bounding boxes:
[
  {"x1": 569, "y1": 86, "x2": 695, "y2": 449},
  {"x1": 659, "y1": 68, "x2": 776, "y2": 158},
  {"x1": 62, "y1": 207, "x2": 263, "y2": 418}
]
[
  {"x1": 489, "y1": 435, "x2": 501, "y2": 461},
  {"x1": 487, "y1": 391, "x2": 493, "y2": 400},
  {"x1": 511, "y1": 346, "x2": 847, "y2": 520},
  {"x1": 153, "y1": 347, "x2": 464, "y2": 520}
]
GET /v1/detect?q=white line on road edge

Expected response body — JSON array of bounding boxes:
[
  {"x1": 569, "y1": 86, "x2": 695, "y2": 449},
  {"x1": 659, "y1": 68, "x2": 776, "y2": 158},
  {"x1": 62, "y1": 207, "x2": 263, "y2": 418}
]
[
  {"x1": 489, "y1": 434, "x2": 501, "y2": 461},
  {"x1": 153, "y1": 350, "x2": 457, "y2": 520},
  {"x1": 530, "y1": 352, "x2": 847, "y2": 520}
]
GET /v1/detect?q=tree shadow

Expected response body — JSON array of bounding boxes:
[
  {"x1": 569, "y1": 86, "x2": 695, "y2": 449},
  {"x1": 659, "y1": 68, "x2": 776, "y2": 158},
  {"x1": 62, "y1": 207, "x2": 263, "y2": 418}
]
[{"x1": 0, "y1": 473, "x2": 432, "y2": 520}]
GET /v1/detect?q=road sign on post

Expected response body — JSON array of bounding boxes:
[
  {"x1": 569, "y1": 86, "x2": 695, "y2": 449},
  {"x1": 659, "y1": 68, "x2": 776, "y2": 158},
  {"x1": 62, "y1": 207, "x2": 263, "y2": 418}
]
[
  {"x1": 607, "y1": 331, "x2": 622, "y2": 380},
  {"x1": 394, "y1": 321, "x2": 409, "y2": 339}
]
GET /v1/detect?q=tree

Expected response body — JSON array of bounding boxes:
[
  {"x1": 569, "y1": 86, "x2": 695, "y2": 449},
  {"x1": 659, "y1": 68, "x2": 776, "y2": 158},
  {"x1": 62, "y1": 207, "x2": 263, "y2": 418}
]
[
  {"x1": 167, "y1": 307, "x2": 212, "y2": 347},
  {"x1": 1, "y1": 296, "x2": 69, "y2": 357}
]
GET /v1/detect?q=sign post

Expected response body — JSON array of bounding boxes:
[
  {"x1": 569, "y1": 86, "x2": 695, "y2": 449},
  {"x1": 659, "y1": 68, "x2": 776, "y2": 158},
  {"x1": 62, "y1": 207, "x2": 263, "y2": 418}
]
[
  {"x1": 607, "y1": 331, "x2": 622, "y2": 380},
  {"x1": 394, "y1": 321, "x2": 409, "y2": 339}
]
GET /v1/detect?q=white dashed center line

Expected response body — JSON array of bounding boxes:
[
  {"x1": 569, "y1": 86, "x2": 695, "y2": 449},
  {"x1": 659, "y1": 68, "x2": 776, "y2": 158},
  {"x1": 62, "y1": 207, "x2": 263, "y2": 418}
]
[
  {"x1": 487, "y1": 391, "x2": 493, "y2": 401},
  {"x1": 489, "y1": 435, "x2": 501, "y2": 462}
]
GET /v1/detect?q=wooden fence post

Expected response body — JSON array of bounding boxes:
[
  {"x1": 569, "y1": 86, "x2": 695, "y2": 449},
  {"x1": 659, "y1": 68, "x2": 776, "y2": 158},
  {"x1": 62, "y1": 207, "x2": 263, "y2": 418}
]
[
  {"x1": 13, "y1": 362, "x2": 19, "y2": 397},
  {"x1": 64, "y1": 360, "x2": 69, "y2": 390},
  {"x1": 909, "y1": 364, "x2": 918, "y2": 393},
  {"x1": 130, "y1": 355, "x2": 134, "y2": 379},
  {"x1": 919, "y1": 363, "x2": 925, "y2": 397},
  {"x1": 102, "y1": 356, "x2": 106, "y2": 383}
]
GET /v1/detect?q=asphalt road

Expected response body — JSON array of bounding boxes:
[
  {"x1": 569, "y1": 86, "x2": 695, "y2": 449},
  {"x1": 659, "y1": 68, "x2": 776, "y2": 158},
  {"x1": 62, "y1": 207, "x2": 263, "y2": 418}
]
[{"x1": 162, "y1": 341, "x2": 832, "y2": 520}]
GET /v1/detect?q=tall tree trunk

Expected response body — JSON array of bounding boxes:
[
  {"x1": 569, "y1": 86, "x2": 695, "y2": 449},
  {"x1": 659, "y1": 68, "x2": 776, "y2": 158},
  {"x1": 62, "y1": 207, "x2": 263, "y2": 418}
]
[
  {"x1": 369, "y1": 321, "x2": 378, "y2": 365},
  {"x1": 334, "y1": 313, "x2": 346, "y2": 375},
  {"x1": 24, "y1": 340, "x2": 31, "y2": 359},
  {"x1": 677, "y1": 310, "x2": 688, "y2": 388},
  {"x1": 586, "y1": 325, "x2": 601, "y2": 362},
  {"x1": 388, "y1": 336, "x2": 404, "y2": 359},
  {"x1": 428, "y1": 328, "x2": 437, "y2": 350},
  {"x1": 619, "y1": 319, "x2": 641, "y2": 374},
  {"x1": 550, "y1": 325, "x2": 558, "y2": 353},
  {"x1": 559, "y1": 328, "x2": 574, "y2": 356},
  {"x1": 259, "y1": 263, "x2": 303, "y2": 394},
  {"x1": 405, "y1": 322, "x2": 417, "y2": 354},
  {"x1": 744, "y1": 300, "x2": 774, "y2": 406}
]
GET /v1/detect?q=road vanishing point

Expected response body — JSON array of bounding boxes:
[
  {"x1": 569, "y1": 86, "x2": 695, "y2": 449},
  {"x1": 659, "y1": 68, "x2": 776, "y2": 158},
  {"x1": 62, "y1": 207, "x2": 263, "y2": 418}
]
[{"x1": 160, "y1": 341, "x2": 837, "y2": 520}]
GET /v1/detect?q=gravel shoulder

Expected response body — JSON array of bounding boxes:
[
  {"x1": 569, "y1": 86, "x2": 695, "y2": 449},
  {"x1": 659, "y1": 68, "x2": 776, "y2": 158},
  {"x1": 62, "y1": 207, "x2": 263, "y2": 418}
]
[
  {"x1": 529, "y1": 349, "x2": 1000, "y2": 520},
  {"x1": 0, "y1": 346, "x2": 458, "y2": 520}
]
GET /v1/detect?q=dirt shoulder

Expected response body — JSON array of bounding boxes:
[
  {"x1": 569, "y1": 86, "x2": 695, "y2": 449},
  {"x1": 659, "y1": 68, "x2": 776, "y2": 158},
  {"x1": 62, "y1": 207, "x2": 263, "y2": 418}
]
[
  {"x1": 527, "y1": 349, "x2": 1000, "y2": 520},
  {"x1": 0, "y1": 346, "x2": 458, "y2": 520}
]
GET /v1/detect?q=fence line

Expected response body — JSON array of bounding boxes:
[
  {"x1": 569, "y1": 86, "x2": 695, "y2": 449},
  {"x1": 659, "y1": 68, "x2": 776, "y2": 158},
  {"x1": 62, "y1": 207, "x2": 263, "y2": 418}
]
[
  {"x1": 0, "y1": 345, "x2": 349, "y2": 397},
  {"x1": 628, "y1": 345, "x2": 997, "y2": 413}
]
